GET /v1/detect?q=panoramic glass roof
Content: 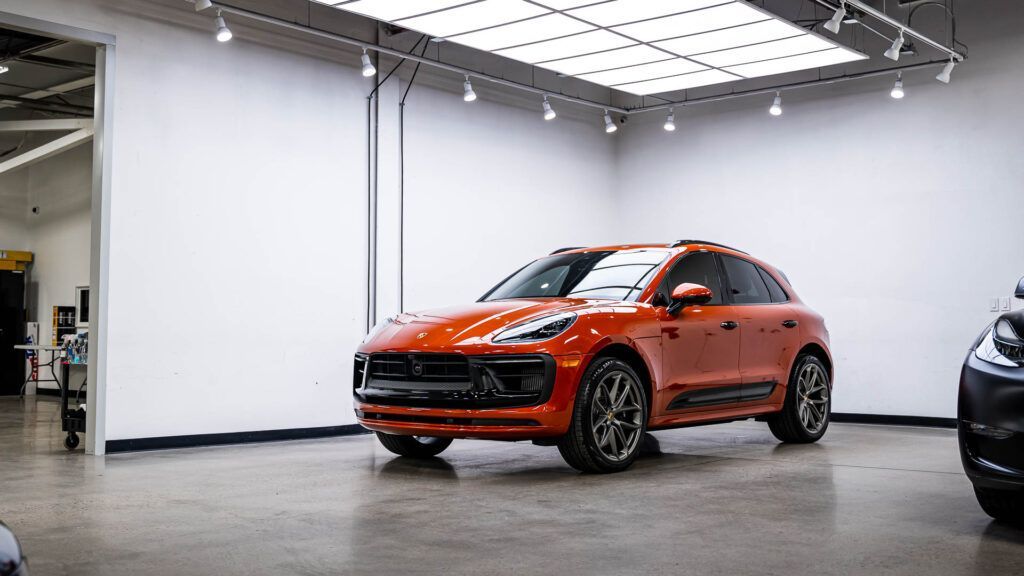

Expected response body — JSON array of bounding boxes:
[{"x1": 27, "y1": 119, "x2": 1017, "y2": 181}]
[{"x1": 316, "y1": 0, "x2": 868, "y2": 96}]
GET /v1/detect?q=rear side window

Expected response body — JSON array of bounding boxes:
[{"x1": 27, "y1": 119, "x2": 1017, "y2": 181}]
[
  {"x1": 659, "y1": 251, "x2": 724, "y2": 305},
  {"x1": 757, "y1": 267, "x2": 789, "y2": 303},
  {"x1": 720, "y1": 255, "x2": 772, "y2": 305}
]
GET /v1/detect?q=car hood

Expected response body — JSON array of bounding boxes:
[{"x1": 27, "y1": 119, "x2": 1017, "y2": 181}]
[{"x1": 363, "y1": 298, "x2": 599, "y2": 350}]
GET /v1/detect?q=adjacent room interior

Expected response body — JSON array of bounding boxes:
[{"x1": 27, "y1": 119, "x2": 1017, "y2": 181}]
[{"x1": 0, "y1": 1, "x2": 1022, "y2": 575}]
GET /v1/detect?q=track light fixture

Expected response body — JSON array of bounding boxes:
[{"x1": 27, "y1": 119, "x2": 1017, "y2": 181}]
[
  {"x1": 360, "y1": 48, "x2": 376, "y2": 77},
  {"x1": 890, "y1": 72, "x2": 904, "y2": 99},
  {"x1": 542, "y1": 96, "x2": 556, "y2": 121},
  {"x1": 769, "y1": 92, "x2": 782, "y2": 116},
  {"x1": 194, "y1": 0, "x2": 213, "y2": 11},
  {"x1": 604, "y1": 110, "x2": 617, "y2": 134},
  {"x1": 884, "y1": 30, "x2": 904, "y2": 61},
  {"x1": 823, "y1": 1, "x2": 846, "y2": 34},
  {"x1": 936, "y1": 56, "x2": 955, "y2": 84},
  {"x1": 663, "y1": 108, "x2": 676, "y2": 132},
  {"x1": 463, "y1": 75, "x2": 477, "y2": 102},
  {"x1": 214, "y1": 10, "x2": 232, "y2": 42}
]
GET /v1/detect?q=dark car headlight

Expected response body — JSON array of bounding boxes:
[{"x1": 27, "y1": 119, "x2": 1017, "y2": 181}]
[
  {"x1": 493, "y1": 312, "x2": 576, "y2": 343},
  {"x1": 975, "y1": 323, "x2": 1024, "y2": 367}
]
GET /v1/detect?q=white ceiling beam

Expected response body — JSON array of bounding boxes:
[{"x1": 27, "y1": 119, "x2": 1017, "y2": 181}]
[
  {"x1": 0, "y1": 76, "x2": 96, "y2": 110},
  {"x1": 0, "y1": 118, "x2": 92, "y2": 132},
  {"x1": 0, "y1": 128, "x2": 93, "y2": 175}
]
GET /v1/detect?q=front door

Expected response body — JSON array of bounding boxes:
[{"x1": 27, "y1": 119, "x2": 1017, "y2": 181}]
[
  {"x1": 0, "y1": 271, "x2": 26, "y2": 396},
  {"x1": 656, "y1": 251, "x2": 742, "y2": 415}
]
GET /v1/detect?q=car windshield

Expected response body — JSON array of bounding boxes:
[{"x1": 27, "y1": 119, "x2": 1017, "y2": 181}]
[{"x1": 482, "y1": 250, "x2": 670, "y2": 302}]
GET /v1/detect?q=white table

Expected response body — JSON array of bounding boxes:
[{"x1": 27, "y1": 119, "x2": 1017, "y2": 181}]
[{"x1": 13, "y1": 344, "x2": 62, "y2": 397}]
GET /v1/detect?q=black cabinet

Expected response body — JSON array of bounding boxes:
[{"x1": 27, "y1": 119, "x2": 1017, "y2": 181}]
[{"x1": 0, "y1": 271, "x2": 26, "y2": 396}]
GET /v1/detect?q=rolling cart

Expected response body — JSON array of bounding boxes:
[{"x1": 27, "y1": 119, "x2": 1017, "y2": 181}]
[{"x1": 59, "y1": 335, "x2": 88, "y2": 451}]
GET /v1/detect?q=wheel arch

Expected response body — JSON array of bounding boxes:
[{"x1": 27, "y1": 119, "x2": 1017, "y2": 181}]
[
  {"x1": 590, "y1": 342, "x2": 655, "y2": 414},
  {"x1": 797, "y1": 342, "x2": 833, "y2": 384}
]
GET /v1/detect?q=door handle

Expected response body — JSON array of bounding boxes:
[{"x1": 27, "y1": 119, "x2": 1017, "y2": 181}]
[
  {"x1": 782, "y1": 320, "x2": 798, "y2": 328},
  {"x1": 720, "y1": 321, "x2": 739, "y2": 330}
]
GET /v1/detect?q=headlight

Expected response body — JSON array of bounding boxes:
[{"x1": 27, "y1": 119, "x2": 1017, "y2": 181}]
[
  {"x1": 975, "y1": 324, "x2": 1023, "y2": 367},
  {"x1": 493, "y1": 312, "x2": 576, "y2": 343},
  {"x1": 363, "y1": 316, "x2": 395, "y2": 344}
]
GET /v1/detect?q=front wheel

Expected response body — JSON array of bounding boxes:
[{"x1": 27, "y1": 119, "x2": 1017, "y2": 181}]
[
  {"x1": 558, "y1": 358, "x2": 648, "y2": 473},
  {"x1": 975, "y1": 487, "x2": 1024, "y2": 524},
  {"x1": 375, "y1": 432, "x2": 452, "y2": 458},
  {"x1": 768, "y1": 354, "x2": 831, "y2": 443}
]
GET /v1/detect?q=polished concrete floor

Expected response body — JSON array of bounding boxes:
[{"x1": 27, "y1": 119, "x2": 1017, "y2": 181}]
[{"x1": 2, "y1": 396, "x2": 1023, "y2": 576}]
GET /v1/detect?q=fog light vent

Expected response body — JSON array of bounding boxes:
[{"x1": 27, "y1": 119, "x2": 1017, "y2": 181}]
[{"x1": 964, "y1": 420, "x2": 1015, "y2": 439}]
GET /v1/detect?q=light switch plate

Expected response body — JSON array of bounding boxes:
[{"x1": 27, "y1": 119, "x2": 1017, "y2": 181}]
[
  {"x1": 991, "y1": 298, "x2": 1000, "y2": 312},
  {"x1": 1001, "y1": 297, "x2": 1011, "y2": 311}
]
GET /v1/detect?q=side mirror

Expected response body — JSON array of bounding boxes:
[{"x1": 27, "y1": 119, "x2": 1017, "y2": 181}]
[
  {"x1": 1016, "y1": 276, "x2": 1024, "y2": 300},
  {"x1": 668, "y1": 283, "x2": 713, "y2": 315}
]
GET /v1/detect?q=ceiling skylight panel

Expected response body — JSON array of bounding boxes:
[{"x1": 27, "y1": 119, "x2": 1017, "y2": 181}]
[
  {"x1": 691, "y1": 34, "x2": 836, "y2": 67},
  {"x1": 334, "y1": 0, "x2": 474, "y2": 22},
  {"x1": 577, "y1": 58, "x2": 707, "y2": 86},
  {"x1": 395, "y1": 0, "x2": 549, "y2": 39},
  {"x1": 496, "y1": 29, "x2": 634, "y2": 63},
  {"x1": 566, "y1": 0, "x2": 731, "y2": 27},
  {"x1": 611, "y1": 2, "x2": 769, "y2": 42},
  {"x1": 724, "y1": 47, "x2": 866, "y2": 78},
  {"x1": 536, "y1": 43, "x2": 668, "y2": 75},
  {"x1": 613, "y1": 69, "x2": 739, "y2": 94},
  {"x1": 653, "y1": 19, "x2": 801, "y2": 57},
  {"x1": 448, "y1": 13, "x2": 594, "y2": 51}
]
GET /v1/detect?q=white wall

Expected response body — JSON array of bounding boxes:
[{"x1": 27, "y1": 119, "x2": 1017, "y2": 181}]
[
  {"x1": 612, "y1": 2, "x2": 1024, "y2": 418},
  {"x1": 0, "y1": 169, "x2": 29, "y2": 249},
  {"x1": 400, "y1": 81, "x2": 618, "y2": 312}
]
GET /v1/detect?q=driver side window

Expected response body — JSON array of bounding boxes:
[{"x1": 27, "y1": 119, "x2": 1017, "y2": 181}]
[{"x1": 659, "y1": 252, "x2": 724, "y2": 305}]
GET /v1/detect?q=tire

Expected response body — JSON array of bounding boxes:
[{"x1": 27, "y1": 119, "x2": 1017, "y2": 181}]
[
  {"x1": 768, "y1": 354, "x2": 831, "y2": 443},
  {"x1": 375, "y1": 432, "x2": 452, "y2": 458},
  {"x1": 975, "y1": 487, "x2": 1024, "y2": 523},
  {"x1": 558, "y1": 358, "x2": 648, "y2": 474},
  {"x1": 64, "y1": 433, "x2": 80, "y2": 451}
]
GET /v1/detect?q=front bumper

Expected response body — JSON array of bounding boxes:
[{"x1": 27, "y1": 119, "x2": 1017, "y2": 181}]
[
  {"x1": 353, "y1": 353, "x2": 585, "y2": 439},
  {"x1": 959, "y1": 351, "x2": 1024, "y2": 491}
]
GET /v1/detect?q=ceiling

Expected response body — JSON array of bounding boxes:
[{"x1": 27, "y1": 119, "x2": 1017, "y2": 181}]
[{"x1": 315, "y1": 0, "x2": 868, "y2": 96}]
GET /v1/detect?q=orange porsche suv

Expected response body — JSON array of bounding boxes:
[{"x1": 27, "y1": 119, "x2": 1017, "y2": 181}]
[{"x1": 354, "y1": 241, "x2": 833, "y2": 473}]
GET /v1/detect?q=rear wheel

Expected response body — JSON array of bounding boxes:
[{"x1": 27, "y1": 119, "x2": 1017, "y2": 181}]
[
  {"x1": 558, "y1": 358, "x2": 648, "y2": 473},
  {"x1": 975, "y1": 487, "x2": 1024, "y2": 523},
  {"x1": 375, "y1": 432, "x2": 453, "y2": 458},
  {"x1": 768, "y1": 354, "x2": 830, "y2": 443}
]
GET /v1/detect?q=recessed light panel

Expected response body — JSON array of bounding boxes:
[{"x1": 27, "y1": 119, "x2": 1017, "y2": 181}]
[
  {"x1": 537, "y1": 43, "x2": 668, "y2": 75},
  {"x1": 448, "y1": 13, "x2": 594, "y2": 52},
  {"x1": 497, "y1": 30, "x2": 634, "y2": 64},
  {"x1": 329, "y1": 0, "x2": 869, "y2": 96},
  {"x1": 692, "y1": 34, "x2": 836, "y2": 67},
  {"x1": 611, "y1": 3, "x2": 768, "y2": 42},
  {"x1": 396, "y1": 0, "x2": 549, "y2": 38},
  {"x1": 614, "y1": 69, "x2": 740, "y2": 95},
  {"x1": 577, "y1": 58, "x2": 707, "y2": 86},
  {"x1": 566, "y1": 0, "x2": 729, "y2": 27},
  {"x1": 334, "y1": 0, "x2": 473, "y2": 22},
  {"x1": 653, "y1": 19, "x2": 800, "y2": 56},
  {"x1": 724, "y1": 47, "x2": 866, "y2": 78}
]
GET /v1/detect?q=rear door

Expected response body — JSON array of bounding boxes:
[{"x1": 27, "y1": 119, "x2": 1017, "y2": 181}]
[
  {"x1": 718, "y1": 255, "x2": 801, "y2": 404},
  {"x1": 656, "y1": 251, "x2": 742, "y2": 415}
]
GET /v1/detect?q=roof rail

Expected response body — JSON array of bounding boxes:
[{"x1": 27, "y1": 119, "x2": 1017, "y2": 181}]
[
  {"x1": 550, "y1": 246, "x2": 585, "y2": 255},
  {"x1": 669, "y1": 239, "x2": 748, "y2": 254}
]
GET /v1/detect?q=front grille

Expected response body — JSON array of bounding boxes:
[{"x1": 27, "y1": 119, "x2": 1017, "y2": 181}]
[
  {"x1": 365, "y1": 353, "x2": 472, "y2": 392},
  {"x1": 354, "y1": 353, "x2": 555, "y2": 408}
]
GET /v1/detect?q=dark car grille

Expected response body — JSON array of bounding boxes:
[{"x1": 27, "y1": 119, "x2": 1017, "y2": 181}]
[{"x1": 355, "y1": 353, "x2": 555, "y2": 408}]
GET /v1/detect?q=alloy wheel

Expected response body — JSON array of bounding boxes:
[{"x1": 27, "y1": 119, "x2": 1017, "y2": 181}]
[
  {"x1": 590, "y1": 370, "x2": 644, "y2": 462},
  {"x1": 797, "y1": 363, "x2": 830, "y2": 434}
]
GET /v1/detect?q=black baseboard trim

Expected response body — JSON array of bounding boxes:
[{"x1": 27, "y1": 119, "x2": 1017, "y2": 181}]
[
  {"x1": 106, "y1": 424, "x2": 370, "y2": 453},
  {"x1": 34, "y1": 387, "x2": 86, "y2": 400},
  {"x1": 832, "y1": 412, "x2": 957, "y2": 429}
]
